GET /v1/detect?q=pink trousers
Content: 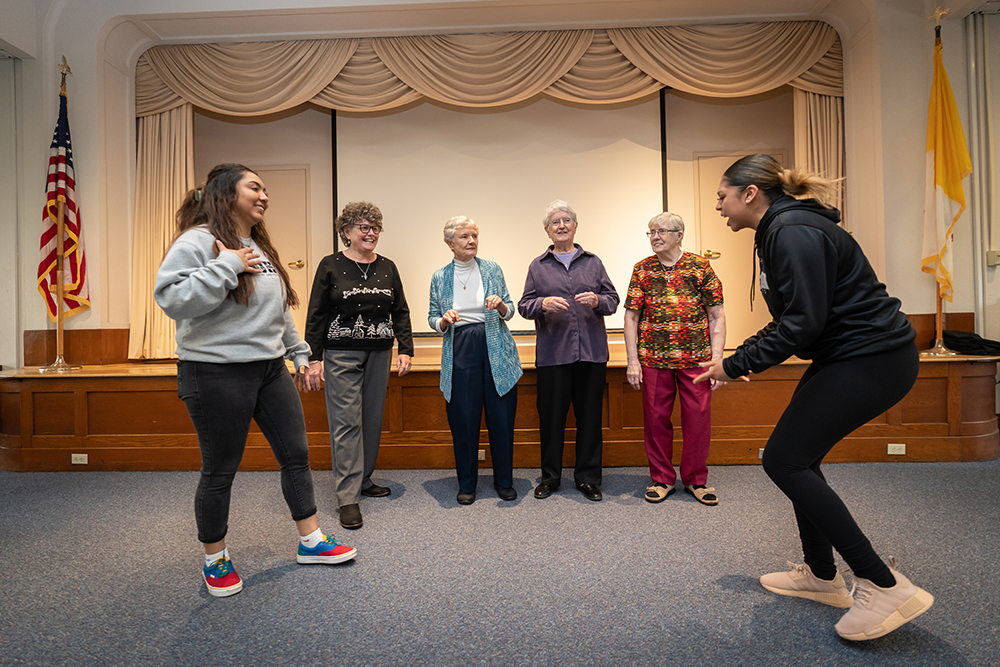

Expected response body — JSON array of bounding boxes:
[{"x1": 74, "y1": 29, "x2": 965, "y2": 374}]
[{"x1": 641, "y1": 366, "x2": 711, "y2": 486}]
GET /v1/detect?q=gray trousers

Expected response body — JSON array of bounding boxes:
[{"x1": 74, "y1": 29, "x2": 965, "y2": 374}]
[{"x1": 323, "y1": 348, "x2": 391, "y2": 508}]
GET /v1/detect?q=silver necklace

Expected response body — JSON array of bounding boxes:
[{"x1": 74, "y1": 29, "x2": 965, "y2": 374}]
[
  {"x1": 353, "y1": 259, "x2": 371, "y2": 281},
  {"x1": 455, "y1": 262, "x2": 475, "y2": 290}
]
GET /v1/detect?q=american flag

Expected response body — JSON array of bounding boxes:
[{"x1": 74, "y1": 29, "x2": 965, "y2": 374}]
[{"x1": 37, "y1": 89, "x2": 89, "y2": 321}]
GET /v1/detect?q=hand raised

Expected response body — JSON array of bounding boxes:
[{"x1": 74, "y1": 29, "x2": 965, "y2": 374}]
[{"x1": 216, "y1": 239, "x2": 262, "y2": 274}]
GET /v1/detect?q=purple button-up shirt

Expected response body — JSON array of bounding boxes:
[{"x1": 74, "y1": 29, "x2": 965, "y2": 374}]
[{"x1": 518, "y1": 244, "x2": 620, "y2": 367}]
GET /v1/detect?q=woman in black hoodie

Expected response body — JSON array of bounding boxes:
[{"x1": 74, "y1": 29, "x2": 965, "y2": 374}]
[{"x1": 695, "y1": 154, "x2": 933, "y2": 641}]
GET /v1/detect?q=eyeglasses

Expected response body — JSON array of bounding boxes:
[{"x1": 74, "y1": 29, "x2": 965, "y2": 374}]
[
  {"x1": 549, "y1": 217, "x2": 574, "y2": 227},
  {"x1": 646, "y1": 229, "x2": 679, "y2": 238},
  {"x1": 355, "y1": 223, "x2": 382, "y2": 235}
]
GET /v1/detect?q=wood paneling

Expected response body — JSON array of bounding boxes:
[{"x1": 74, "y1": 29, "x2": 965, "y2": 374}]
[
  {"x1": 23, "y1": 329, "x2": 130, "y2": 366},
  {"x1": 2, "y1": 349, "x2": 997, "y2": 472}
]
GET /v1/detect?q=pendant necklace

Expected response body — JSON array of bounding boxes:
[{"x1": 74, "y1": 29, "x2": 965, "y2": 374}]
[
  {"x1": 456, "y1": 264, "x2": 472, "y2": 290},
  {"x1": 353, "y1": 259, "x2": 371, "y2": 281}
]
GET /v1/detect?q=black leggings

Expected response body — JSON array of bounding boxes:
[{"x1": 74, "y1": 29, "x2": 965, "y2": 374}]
[
  {"x1": 761, "y1": 342, "x2": 918, "y2": 584},
  {"x1": 178, "y1": 358, "x2": 317, "y2": 544}
]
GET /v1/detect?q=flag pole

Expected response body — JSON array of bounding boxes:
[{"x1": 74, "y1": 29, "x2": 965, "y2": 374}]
[
  {"x1": 40, "y1": 61, "x2": 81, "y2": 373},
  {"x1": 922, "y1": 7, "x2": 959, "y2": 358}
]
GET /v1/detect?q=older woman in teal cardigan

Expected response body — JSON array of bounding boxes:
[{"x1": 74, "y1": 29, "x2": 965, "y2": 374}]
[{"x1": 429, "y1": 216, "x2": 523, "y2": 505}]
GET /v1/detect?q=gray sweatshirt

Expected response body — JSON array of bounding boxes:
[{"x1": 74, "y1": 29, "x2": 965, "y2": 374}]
[{"x1": 154, "y1": 227, "x2": 310, "y2": 367}]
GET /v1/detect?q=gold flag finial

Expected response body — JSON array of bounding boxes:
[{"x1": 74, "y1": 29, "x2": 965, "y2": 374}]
[
  {"x1": 59, "y1": 55, "x2": 72, "y2": 93},
  {"x1": 929, "y1": 6, "x2": 949, "y2": 27}
]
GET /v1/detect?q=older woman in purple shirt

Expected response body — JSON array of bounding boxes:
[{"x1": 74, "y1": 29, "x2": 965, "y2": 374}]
[{"x1": 518, "y1": 200, "x2": 619, "y2": 501}]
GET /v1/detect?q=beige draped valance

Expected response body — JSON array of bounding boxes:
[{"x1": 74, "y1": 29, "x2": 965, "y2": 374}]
[{"x1": 135, "y1": 22, "x2": 842, "y2": 116}]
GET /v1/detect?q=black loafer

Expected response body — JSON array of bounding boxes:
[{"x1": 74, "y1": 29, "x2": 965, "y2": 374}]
[
  {"x1": 457, "y1": 492, "x2": 476, "y2": 505},
  {"x1": 534, "y1": 482, "x2": 560, "y2": 499},
  {"x1": 339, "y1": 503, "x2": 363, "y2": 529},
  {"x1": 495, "y1": 485, "x2": 517, "y2": 501},
  {"x1": 361, "y1": 484, "x2": 391, "y2": 498},
  {"x1": 576, "y1": 483, "x2": 603, "y2": 502}
]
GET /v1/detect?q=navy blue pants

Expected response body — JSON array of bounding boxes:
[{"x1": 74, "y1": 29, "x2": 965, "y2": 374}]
[
  {"x1": 445, "y1": 323, "x2": 517, "y2": 494},
  {"x1": 761, "y1": 342, "x2": 919, "y2": 585},
  {"x1": 178, "y1": 358, "x2": 317, "y2": 544}
]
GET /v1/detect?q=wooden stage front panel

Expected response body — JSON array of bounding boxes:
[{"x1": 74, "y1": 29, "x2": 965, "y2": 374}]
[{"x1": 2, "y1": 355, "x2": 997, "y2": 472}]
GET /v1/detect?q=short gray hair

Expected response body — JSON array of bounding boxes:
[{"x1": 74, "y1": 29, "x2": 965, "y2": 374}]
[
  {"x1": 543, "y1": 200, "x2": 577, "y2": 227},
  {"x1": 443, "y1": 215, "x2": 479, "y2": 243},
  {"x1": 648, "y1": 212, "x2": 684, "y2": 233}
]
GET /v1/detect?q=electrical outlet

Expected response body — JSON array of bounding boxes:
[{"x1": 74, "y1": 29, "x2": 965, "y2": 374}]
[
  {"x1": 887, "y1": 444, "x2": 906, "y2": 456},
  {"x1": 759, "y1": 448, "x2": 764, "y2": 459},
  {"x1": 71, "y1": 453, "x2": 88, "y2": 464},
  {"x1": 478, "y1": 450, "x2": 486, "y2": 461}
]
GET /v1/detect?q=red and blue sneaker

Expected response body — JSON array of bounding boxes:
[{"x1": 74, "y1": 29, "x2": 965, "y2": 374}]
[
  {"x1": 297, "y1": 534, "x2": 357, "y2": 564},
  {"x1": 203, "y1": 554, "x2": 243, "y2": 597}
]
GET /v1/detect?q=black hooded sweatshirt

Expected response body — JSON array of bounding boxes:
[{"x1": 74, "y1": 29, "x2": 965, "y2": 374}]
[{"x1": 722, "y1": 195, "x2": 915, "y2": 379}]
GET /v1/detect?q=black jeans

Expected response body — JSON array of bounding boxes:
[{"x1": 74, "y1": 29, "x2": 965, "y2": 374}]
[
  {"x1": 536, "y1": 361, "x2": 606, "y2": 486},
  {"x1": 761, "y1": 342, "x2": 919, "y2": 583},
  {"x1": 178, "y1": 358, "x2": 317, "y2": 544}
]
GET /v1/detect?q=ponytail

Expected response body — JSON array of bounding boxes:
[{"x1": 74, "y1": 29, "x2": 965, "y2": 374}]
[{"x1": 723, "y1": 154, "x2": 841, "y2": 208}]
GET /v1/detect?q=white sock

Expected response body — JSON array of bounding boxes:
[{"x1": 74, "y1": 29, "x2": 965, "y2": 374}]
[
  {"x1": 300, "y1": 529, "x2": 324, "y2": 548},
  {"x1": 205, "y1": 548, "x2": 227, "y2": 568}
]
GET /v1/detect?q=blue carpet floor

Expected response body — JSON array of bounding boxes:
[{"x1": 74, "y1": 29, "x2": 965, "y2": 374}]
[{"x1": 1, "y1": 461, "x2": 998, "y2": 666}]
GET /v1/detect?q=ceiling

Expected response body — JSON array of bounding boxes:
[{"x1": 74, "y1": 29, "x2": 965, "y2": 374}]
[{"x1": 121, "y1": 0, "x2": 870, "y2": 44}]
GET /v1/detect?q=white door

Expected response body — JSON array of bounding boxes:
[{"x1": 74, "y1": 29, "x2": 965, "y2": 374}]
[
  {"x1": 694, "y1": 151, "x2": 788, "y2": 346},
  {"x1": 254, "y1": 167, "x2": 310, "y2": 338}
]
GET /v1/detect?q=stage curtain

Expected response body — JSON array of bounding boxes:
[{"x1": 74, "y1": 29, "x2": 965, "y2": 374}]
[
  {"x1": 311, "y1": 40, "x2": 423, "y2": 112},
  {"x1": 370, "y1": 31, "x2": 593, "y2": 106},
  {"x1": 128, "y1": 104, "x2": 194, "y2": 359},
  {"x1": 138, "y1": 40, "x2": 357, "y2": 116},
  {"x1": 794, "y1": 89, "x2": 846, "y2": 216},
  {"x1": 546, "y1": 30, "x2": 662, "y2": 104},
  {"x1": 134, "y1": 23, "x2": 843, "y2": 115},
  {"x1": 606, "y1": 23, "x2": 838, "y2": 98}
]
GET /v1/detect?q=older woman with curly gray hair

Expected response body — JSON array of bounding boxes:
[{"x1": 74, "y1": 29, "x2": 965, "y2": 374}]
[
  {"x1": 429, "y1": 216, "x2": 522, "y2": 505},
  {"x1": 304, "y1": 201, "x2": 413, "y2": 530}
]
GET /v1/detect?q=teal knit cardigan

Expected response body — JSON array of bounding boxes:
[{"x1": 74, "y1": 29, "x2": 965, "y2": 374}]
[{"x1": 428, "y1": 258, "x2": 523, "y2": 402}]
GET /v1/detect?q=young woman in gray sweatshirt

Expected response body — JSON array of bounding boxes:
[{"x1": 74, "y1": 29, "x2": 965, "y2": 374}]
[{"x1": 155, "y1": 163, "x2": 356, "y2": 597}]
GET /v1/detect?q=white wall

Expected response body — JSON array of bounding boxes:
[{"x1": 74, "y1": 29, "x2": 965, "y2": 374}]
[
  {"x1": 983, "y1": 13, "x2": 1000, "y2": 341},
  {"x1": 664, "y1": 88, "x2": 795, "y2": 233},
  {"x1": 338, "y1": 97, "x2": 661, "y2": 332},
  {"x1": 0, "y1": 58, "x2": 22, "y2": 370},
  {"x1": 878, "y1": 0, "x2": 975, "y2": 318},
  {"x1": 0, "y1": 0, "x2": 38, "y2": 58},
  {"x1": 192, "y1": 105, "x2": 335, "y2": 270}
]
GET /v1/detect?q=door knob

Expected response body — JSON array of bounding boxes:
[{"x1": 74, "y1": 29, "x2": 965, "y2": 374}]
[
  {"x1": 288, "y1": 260, "x2": 305, "y2": 269},
  {"x1": 704, "y1": 250, "x2": 721, "y2": 259}
]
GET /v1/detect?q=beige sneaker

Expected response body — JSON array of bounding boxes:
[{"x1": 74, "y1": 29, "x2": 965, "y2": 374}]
[
  {"x1": 834, "y1": 565, "x2": 934, "y2": 641},
  {"x1": 760, "y1": 561, "x2": 854, "y2": 608}
]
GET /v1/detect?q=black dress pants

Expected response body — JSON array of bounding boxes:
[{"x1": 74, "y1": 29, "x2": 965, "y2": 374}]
[{"x1": 536, "y1": 361, "x2": 606, "y2": 486}]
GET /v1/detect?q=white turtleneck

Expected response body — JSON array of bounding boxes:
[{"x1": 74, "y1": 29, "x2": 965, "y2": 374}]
[{"x1": 436, "y1": 258, "x2": 485, "y2": 332}]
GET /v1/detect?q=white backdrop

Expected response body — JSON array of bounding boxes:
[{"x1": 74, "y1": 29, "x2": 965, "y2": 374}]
[{"x1": 337, "y1": 97, "x2": 662, "y2": 332}]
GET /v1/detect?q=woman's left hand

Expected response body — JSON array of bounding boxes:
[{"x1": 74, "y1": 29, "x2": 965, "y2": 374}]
[
  {"x1": 574, "y1": 291, "x2": 599, "y2": 309},
  {"x1": 296, "y1": 362, "x2": 323, "y2": 392},
  {"x1": 397, "y1": 354, "x2": 412, "y2": 377},
  {"x1": 485, "y1": 295, "x2": 507, "y2": 317},
  {"x1": 694, "y1": 358, "x2": 748, "y2": 386}
]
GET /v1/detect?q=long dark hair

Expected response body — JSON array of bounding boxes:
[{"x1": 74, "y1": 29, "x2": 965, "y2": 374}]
[
  {"x1": 174, "y1": 163, "x2": 298, "y2": 307},
  {"x1": 722, "y1": 154, "x2": 841, "y2": 208}
]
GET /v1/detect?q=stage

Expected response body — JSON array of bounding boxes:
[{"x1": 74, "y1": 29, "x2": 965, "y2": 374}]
[{"x1": 2, "y1": 330, "x2": 997, "y2": 472}]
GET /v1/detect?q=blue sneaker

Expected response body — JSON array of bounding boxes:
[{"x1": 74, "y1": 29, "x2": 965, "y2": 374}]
[
  {"x1": 203, "y1": 554, "x2": 243, "y2": 597},
  {"x1": 297, "y1": 534, "x2": 357, "y2": 565}
]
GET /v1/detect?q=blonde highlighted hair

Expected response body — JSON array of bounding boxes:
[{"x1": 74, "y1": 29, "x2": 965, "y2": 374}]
[{"x1": 722, "y1": 154, "x2": 841, "y2": 208}]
